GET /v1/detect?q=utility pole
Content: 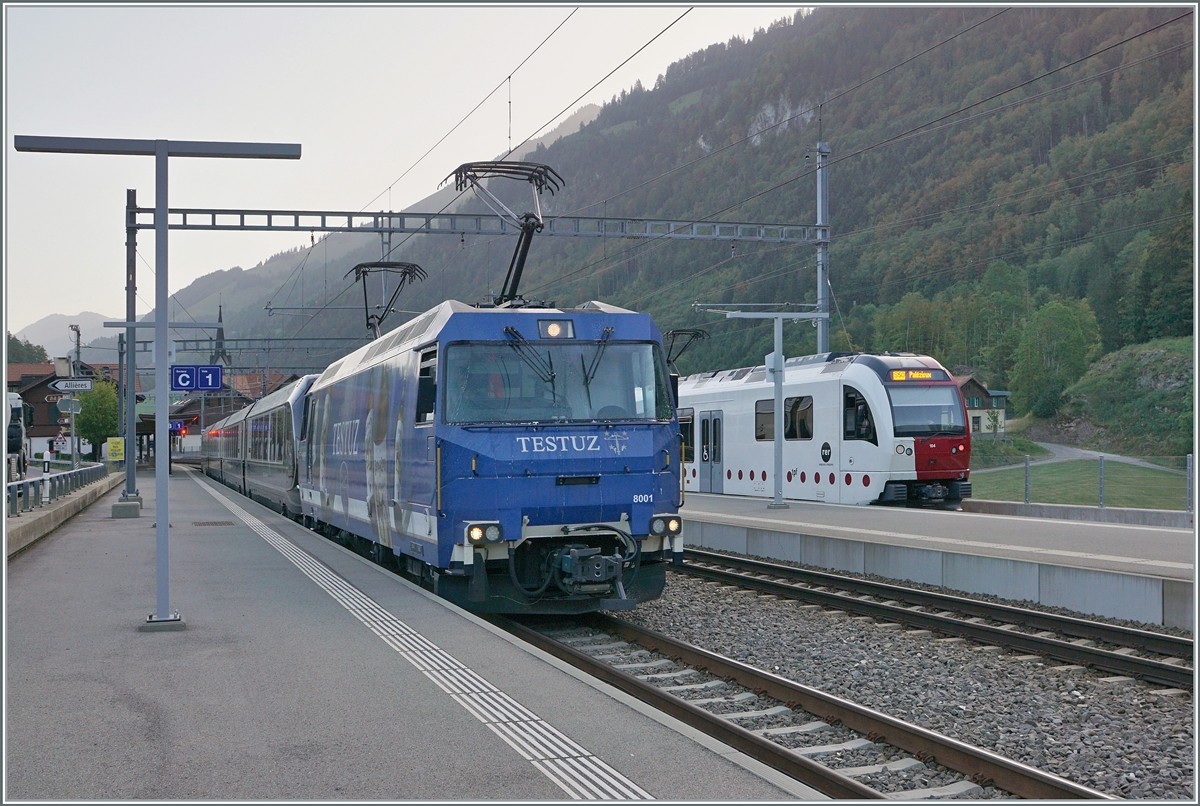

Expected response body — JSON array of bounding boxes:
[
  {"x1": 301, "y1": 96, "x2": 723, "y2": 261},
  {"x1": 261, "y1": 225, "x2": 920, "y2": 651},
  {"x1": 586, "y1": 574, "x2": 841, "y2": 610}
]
[
  {"x1": 68, "y1": 324, "x2": 81, "y2": 469},
  {"x1": 815, "y1": 142, "x2": 831, "y2": 354},
  {"x1": 123, "y1": 189, "x2": 140, "y2": 504}
]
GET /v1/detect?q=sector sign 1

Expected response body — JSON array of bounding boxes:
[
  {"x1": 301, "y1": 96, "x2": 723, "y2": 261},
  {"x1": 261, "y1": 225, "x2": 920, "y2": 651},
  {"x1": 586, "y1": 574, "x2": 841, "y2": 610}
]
[{"x1": 171, "y1": 365, "x2": 223, "y2": 391}]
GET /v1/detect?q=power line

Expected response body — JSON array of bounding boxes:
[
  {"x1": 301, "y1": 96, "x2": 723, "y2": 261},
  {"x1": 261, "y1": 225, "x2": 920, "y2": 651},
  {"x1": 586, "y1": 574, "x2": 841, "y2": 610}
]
[
  {"x1": 500, "y1": 8, "x2": 693, "y2": 164},
  {"x1": 374, "y1": 7, "x2": 700, "y2": 271},
  {"x1": 833, "y1": 211, "x2": 1192, "y2": 301},
  {"x1": 528, "y1": 13, "x2": 1192, "y2": 297},
  {"x1": 558, "y1": 7, "x2": 1011, "y2": 219},
  {"x1": 358, "y1": 7, "x2": 580, "y2": 215},
  {"x1": 833, "y1": 148, "x2": 1193, "y2": 242},
  {"x1": 833, "y1": 169, "x2": 1191, "y2": 255},
  {"x1": 706, "y1": 14, "x2": 1193, "y2": 222}
]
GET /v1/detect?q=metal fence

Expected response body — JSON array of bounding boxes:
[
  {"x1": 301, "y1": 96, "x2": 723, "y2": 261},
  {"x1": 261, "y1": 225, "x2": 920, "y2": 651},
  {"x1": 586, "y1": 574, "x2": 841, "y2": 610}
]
[
  {"x1": 971, "y1": 454, "x2": 1194, "y2": 511},
  {"x1": 6, "y1": 462, "x2": 109, "y2": 518}
]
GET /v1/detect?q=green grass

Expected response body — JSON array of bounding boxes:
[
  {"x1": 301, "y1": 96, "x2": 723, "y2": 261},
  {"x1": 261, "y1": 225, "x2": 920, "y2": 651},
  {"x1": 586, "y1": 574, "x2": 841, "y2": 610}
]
[
  {"x1": 971, "y1": 459, "x2": 1190, "y2": 510},
  {"x1": 669, "y1": 89, "x2": 703, "y2": 115}
]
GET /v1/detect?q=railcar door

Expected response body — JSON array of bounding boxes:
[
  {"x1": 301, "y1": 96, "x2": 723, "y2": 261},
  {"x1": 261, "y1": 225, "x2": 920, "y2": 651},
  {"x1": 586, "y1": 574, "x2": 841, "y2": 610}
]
[
  {"x1": 698, "y1": 410, "x2": 724, "y2": 493},
  {"x1": 840, "y1": 384, "x2": 883, "y2": 504}
]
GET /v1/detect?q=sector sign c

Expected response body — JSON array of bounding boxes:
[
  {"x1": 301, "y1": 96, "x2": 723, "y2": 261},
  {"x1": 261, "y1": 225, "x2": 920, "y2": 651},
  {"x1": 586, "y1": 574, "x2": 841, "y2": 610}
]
[{"x1": 171, "y1": 365, "x2": 195, "y2": 391}]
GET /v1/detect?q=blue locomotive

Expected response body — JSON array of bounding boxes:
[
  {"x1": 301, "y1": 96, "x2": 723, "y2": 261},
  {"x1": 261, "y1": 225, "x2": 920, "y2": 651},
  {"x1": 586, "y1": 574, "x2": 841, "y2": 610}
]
[{"x1": 203, "y1": 299, "x2": 683, "y2": 614}]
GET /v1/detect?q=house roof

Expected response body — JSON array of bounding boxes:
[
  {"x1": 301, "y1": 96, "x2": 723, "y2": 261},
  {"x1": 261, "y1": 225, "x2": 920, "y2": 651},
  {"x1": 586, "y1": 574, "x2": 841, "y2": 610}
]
[
  {"x1": 953, "y1": 374, "x2": 986, "y2": 391},
  {"x1": 8, "y1": 362, "x2": 144, "y2": 392},
  {"x1": 7, "y1": 363, "x2": 54, "y2": 386}
]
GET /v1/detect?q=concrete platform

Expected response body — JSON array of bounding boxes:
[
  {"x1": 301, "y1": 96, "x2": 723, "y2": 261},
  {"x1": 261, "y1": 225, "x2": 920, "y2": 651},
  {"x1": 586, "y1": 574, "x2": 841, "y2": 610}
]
[
  {"x1": 682, "y1": 493, "x2": 1195, "y2": 630},
  {"x1": 6, "y1": 470, "x2": 820, "y2": 800},
  {"x1": 5, "y1": 471, "x2": 125, "y2": 557}
]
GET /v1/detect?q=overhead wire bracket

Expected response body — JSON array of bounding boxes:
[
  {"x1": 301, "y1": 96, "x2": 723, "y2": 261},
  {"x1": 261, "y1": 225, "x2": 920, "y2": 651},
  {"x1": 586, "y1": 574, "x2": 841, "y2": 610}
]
[{"x1": 343, "y1": 261, "x2": 428, "y2": 339}]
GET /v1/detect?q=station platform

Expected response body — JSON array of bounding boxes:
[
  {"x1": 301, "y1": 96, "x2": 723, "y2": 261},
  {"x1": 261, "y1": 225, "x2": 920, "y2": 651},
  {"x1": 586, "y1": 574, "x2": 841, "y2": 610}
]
[
  {"x1": 681, "y1": 493, "x2": 1195, "y2": 631},
  {"x1": 6, "y1": 471, "x2": 818, "y2": 801}
]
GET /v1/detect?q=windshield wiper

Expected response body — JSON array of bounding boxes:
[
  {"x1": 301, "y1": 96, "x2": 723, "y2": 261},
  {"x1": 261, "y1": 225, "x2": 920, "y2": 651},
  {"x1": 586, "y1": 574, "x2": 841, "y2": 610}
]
[
  {"x1": 504, "y1": 326, "x2": 557, "y2": 401},
  {"x1": 580, "y1": 327, "x2": 613, "y2": 408}
]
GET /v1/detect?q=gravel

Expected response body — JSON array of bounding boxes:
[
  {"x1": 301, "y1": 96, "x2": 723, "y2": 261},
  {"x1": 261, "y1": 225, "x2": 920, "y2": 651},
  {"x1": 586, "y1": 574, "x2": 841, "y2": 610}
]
[{"x1": 623, "y1": 574, "x2": 1195, "y2": 799}]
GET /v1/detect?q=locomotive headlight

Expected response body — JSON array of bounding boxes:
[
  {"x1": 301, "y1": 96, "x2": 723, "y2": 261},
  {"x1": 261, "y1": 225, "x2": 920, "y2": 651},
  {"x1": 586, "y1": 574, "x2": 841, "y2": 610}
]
[
  {"x1": 466, "y1": 522, "x2": 503, "y2": 544},
  {"x1": 650, "y1": 515, "x2": 682, "y2": 536},
  {"x1": 538, "y1": 319, "x2": 575, "y2": 339}
]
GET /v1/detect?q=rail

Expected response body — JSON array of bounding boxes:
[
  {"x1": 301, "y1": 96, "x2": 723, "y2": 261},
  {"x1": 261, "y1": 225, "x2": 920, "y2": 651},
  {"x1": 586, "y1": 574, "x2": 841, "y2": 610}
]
[
  {"x1": 502, "y1": 615, "x2": 1113, "y2": 799},
  {"x1": 6, "y1": 462, "x2": 109, "y2": 518},
  {"x1": 680, "y1": 548, "x2": 1193, "y2": 688}
]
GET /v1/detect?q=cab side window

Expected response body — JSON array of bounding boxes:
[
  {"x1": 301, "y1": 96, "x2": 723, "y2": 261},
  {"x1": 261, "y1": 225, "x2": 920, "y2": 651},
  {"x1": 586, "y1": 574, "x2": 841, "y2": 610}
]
[
  {"x1": 843, "y1": 386, "x2": 877, "y2": 446},
  {"x1": 416, "y1": 349, "x2": 437, "y2": 425}
]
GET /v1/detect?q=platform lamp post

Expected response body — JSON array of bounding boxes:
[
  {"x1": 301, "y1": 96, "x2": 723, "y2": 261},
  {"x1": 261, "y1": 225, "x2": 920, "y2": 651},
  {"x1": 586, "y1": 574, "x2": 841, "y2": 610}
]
[
  {"x1": 14, "y1": 136, "x2": 301, "y2": 631},
  {"x1": 693, "y1": 304, "x2": 829, "y2": 510}
]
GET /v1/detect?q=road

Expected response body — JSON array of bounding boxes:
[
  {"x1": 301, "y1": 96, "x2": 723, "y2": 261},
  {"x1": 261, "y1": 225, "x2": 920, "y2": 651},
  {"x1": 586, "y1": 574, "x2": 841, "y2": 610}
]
[{"x1": 972, "y1": 441, "x2": 1186, "y2": 474}]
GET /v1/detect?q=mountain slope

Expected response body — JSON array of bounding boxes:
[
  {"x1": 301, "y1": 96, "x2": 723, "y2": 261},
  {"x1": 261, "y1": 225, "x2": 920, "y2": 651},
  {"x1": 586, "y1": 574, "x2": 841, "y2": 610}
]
[{"x1": 120, "y1": 7, "x2": 1191, "y2": 411}]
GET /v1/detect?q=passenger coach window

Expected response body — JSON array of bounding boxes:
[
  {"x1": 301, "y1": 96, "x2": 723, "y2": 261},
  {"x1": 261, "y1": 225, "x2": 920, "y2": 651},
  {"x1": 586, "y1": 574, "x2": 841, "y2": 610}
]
[
  {"x1": 711, "y1": 417, "x2": 721, "y2": 463},
  {"x1": 754, "y1": 400, "x2": 773, "y2": 441},
  {"x1": 785, "y1": 396, "x2": 813, "y2": 440},
  {"x1": 843, "y1": 387, "x2": 877, "y2": 445},
  {"x1": 678, "y1": 408, "x2": 694, "y2": 463},
  {"x1": 416, "y1": 349, "x2": 437, "y2": 425}
]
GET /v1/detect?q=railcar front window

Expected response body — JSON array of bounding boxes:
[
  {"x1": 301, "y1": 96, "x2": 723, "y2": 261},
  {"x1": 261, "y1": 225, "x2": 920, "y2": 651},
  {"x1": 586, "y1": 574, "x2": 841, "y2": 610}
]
[
  {"x1": 887, "y1": 385, "x2": 966, "y2": 437},
  {"x1": 444, "y1": 342, "x2": 672, "y2": 424}
]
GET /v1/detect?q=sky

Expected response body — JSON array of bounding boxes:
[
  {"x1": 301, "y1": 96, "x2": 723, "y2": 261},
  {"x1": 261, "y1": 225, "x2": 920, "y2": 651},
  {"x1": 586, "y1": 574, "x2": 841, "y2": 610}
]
[{"x1": 4, "y1": 3, "x2": 803, "y2": 338}]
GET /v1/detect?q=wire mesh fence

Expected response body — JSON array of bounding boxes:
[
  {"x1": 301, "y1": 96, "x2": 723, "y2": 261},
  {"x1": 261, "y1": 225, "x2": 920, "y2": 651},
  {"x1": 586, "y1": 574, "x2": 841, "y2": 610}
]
[{"x1": 970, "y1": 454, "x2": 1193, "y2": 511}]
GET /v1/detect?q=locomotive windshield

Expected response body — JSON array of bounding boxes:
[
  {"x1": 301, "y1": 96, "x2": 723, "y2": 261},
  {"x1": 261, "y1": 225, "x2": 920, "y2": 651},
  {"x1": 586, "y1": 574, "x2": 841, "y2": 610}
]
[
  {"x1": 886, "y1": 384, "x2": 966, "y2": 437},
  {"x1": 444, "y1": 341, "x2": 672, "y2": 424}
]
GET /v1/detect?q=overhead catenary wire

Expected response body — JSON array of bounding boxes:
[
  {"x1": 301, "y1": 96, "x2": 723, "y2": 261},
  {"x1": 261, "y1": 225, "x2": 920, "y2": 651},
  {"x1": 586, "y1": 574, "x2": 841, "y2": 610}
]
[
  {"x1": 261, "y1": 8, "x2": 581, "y2": 323},
  {"x1": 372, "y1": 6, "x2": 697, "y2": 269},
  {"x1": 357, "y1": 7, "x2": 580, "y2": 215}
]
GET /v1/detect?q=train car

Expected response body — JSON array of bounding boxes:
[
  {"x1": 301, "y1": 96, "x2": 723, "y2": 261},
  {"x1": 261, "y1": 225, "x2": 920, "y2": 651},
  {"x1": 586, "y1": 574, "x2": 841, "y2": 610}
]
[
  {"x1": 241, "y1": 375, "x2": 319, "y2": 518},
  {"x1": 300, "y1": 299, "x2": 683, "y2": 614},
  {"x1": 202, "y1": 375, "x2": 318, "y2": 515},
  {"x1": 677, "y1": 352, "x2": 971, "y2": 507},
  {"x1": 202, "y1": 404, "x2": 250, "y2": 493}
]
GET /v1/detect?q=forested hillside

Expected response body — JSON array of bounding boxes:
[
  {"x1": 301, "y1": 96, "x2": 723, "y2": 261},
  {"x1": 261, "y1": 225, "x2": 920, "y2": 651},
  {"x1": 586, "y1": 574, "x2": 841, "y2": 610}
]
[{"x1": 147, "y1": 6, "x2": 1193, "y2": 431}]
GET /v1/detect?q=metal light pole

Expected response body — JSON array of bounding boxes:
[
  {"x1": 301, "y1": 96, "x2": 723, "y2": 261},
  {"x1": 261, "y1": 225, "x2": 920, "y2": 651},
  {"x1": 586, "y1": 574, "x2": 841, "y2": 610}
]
[
  {"x1": 15, "y1": 135, "x2": 301, "y2": 631},
  {"x1": 124, "y1": 188, "x2": 140, "y2": 503}
]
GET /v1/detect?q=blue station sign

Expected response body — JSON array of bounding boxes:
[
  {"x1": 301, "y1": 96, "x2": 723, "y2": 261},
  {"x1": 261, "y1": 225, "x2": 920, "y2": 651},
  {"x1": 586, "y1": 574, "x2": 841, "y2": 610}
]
[{"x1": 171, "y1": 365, "x2": 223, "y2": 391}]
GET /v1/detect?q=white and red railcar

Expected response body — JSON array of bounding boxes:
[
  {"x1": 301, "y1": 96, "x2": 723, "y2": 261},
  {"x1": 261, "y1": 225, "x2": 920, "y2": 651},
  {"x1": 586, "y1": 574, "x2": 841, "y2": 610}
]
[{"x1": 677, "y1": 352, "x2": 971, "y2": 507}]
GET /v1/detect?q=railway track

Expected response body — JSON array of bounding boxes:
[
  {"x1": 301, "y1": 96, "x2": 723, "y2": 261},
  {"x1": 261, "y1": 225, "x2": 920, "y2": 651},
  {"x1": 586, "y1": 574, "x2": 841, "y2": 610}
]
[
  {"x1": 501, "y1": 614, "x2": 1113, "y2": 800},
  {"x1": 679, "y1": 548, "x2": 1193, "y2": 690}
]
